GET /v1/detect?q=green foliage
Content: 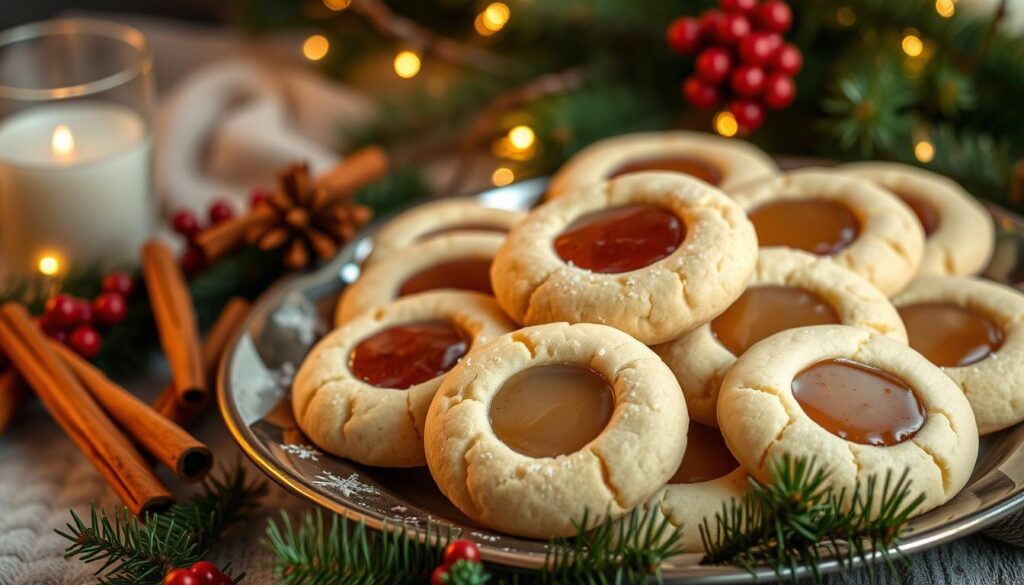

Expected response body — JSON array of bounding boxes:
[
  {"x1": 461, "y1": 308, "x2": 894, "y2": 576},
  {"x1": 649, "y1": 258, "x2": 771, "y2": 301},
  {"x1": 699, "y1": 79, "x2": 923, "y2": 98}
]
[
  {"x1": 700, "y1": 455, "x2": 924, "y2": 584},
  {"x1": 56, "y1": 463, "x2": 267, "y2": 585}
]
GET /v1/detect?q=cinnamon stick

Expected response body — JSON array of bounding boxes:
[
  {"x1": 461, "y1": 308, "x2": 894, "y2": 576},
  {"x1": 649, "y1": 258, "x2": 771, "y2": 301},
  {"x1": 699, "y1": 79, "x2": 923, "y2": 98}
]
[
  {"x1": 314, "y1": 145, "x2": 390, "y2": 198},
  {"x1": 0, "y1": 369, "x2": 27, "y2": 434},
  {"x1": 0, "y1": 303, "x2": 172, "y2": 515},
  {"x1": 142, "y1": 241, "x2": 206, "y2": 407},
  {"x1": 50, "y1": 341, "x2": 213, "y2": 482},
  {"x1": 154, "y1": 297, "x2": 251, "y2": 426}
]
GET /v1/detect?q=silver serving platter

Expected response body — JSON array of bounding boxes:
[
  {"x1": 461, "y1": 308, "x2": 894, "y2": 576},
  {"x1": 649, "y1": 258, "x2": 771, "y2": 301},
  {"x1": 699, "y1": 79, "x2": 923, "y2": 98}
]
[{"x1": 219, "y1": 177, "x2": 1024, "y2": 583}]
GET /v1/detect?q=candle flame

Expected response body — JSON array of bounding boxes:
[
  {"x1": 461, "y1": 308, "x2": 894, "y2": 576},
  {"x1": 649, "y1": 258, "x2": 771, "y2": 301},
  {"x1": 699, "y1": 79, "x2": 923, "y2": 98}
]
[{"x1": 52, "y1": 125, "x2": 74, "y2": 158}]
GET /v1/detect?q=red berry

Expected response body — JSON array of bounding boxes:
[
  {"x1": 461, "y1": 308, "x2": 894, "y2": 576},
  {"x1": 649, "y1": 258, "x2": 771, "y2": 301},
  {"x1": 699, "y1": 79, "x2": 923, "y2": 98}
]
[
  {"x1": 731, "y1": 65, "x2": 766, "y2": 97},
  {"x1": 45, "y1": 294, "x2": 80, "y2": 329},
  {"x1": 716, "y1": 12, "x2": 752, "y2": 45},
  {"x1": 739, "y1": 32, "x2": 779, "y2": 66},
  {"x1": 683, "y1": 76, "x2": 721, "y2": 109},
  {"x1": 164, "y1": 569, "x2": 199, "y2": 585},
  {"x1": 101, "y1": 272, "x2": 136, "y2": 298},
  {"x1": 764, "y1": 74, "x2": 796, "y2": 108},
  {"x1": 730, "y1": 99, "x2": 766, "y2": 130},
  {"x1": 69, "y1": 325, "x2": 102, "y2": 358},
  {"x1": 758, "y1": 1, "x2": 793, "y2": 33},
  {"x1": 249, "y1": 188, "x2": 271, "y2": 209},
  {"x1": 171, "y1": 211, "x2": 201, "y2": 240},
  {"x1": 180, "y1": 246, "x2": 206, "y2": 277},
  {"x1": 695, "y1": 47, "x2": 733, "y2": 84},
  {"x1": 666, "y1": 17, "x2": 702, "y2": 54},
  {"x1": 208, "y1": 200, "x2": 234, "y2": 225},
  {"x1": 51, "y1": 328, "x2": 69, "y2": 344},
  {"x1": 93, "y1": 292, "x2": 128, "y2": 326},
  {"x1": 430, "y1": 566, "x2": 448, "y2": 585},
  {"x1": 443, "y1": 540, "x2": 482, "y2": 566},
  {"x1": 721, "y1": 0, "x2": 758, "y2": 12},
  {"x1": 188, "y1": 561, "x2": 224, "y2": 585},
  {"x1": 74, "y1": 298, "x2": 94, "y2": 327},
  {"x1": 699, "y1": 10, "x2": 725, "y2": 43},
  {"x1": 772, "y1": 43, "x2": 803, "y2": 76}
]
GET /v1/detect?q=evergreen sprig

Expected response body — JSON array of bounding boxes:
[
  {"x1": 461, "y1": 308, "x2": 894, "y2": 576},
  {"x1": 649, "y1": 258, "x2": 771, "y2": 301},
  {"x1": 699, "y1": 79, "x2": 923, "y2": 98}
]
[
  {"x1": 56, "y1": 463, "x2": 267, "y2": 585},
  {"x1": 700, "y1": 455, "x2": 925, "y2": 584}
]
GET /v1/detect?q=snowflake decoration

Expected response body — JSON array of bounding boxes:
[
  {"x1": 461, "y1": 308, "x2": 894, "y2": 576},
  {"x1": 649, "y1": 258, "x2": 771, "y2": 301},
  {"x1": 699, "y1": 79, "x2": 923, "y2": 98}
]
[
  {"x1": 280, "y1": 443, "x2": 322, "y2": 461},
  {"x1": 312, "y1": 471, "x2": 379, "y2": 498}
]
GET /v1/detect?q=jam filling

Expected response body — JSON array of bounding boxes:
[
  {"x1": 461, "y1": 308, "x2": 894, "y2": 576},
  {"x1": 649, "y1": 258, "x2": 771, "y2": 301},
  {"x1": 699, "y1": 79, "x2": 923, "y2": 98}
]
[
  {"x1": 417, "y1": 222, "x2": 508, "y2": 240},
  {"x1": 792, "y1": 358, "x2": 925, "y2": 447},
  {"x1": 554, "y1": 204, "x2": 685, "y2": 273},
  {"x1": 349, "y1": 320, "x2": 468, "y2": 389},
  {"x1": 397, "y1": 258, "x2": 494, "y2": 296},
  {"x1": 609, "y1": 157, "x2": 724, "y2": 186},
  {"x1": 748, "y1": 199, "x2": 860, "y2": 256},
  {"x1": 894, "y1": 190, "x2": 940, "y2": 237},
  {"x1": 898, "y1": 302, "x2": 1004, "y2": 367},
  {"x1": 711, "y1": 286, "x2": 840, "y2": 355},
  {"x1": 668, "y1": 422, "x2": 739, "y2": 484},
  {"x1": 489, "y1": 363, "x2": 614, "y2": 458}
]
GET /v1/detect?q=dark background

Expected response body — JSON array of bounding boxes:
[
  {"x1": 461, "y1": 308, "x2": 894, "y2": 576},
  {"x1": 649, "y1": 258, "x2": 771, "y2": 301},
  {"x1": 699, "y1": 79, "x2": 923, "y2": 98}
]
[{"x1": 1, "y1": 0, "x2": 227, "y2": 30}]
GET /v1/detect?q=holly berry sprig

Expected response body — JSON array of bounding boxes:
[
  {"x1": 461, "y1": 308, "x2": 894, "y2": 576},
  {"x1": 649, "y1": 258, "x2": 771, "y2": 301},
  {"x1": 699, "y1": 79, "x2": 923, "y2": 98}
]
[
  {"x1": 171, "y1": 198, "x2": 240, "y2": 278},
  {"x1": 37, "y1": 272, "x2": 136, "y2": 359},
  {"x1": 431, "y1": 539, "x2": 489, "y2": 585},
  {"x1": 667, "y1": 0, "x2": 802, "y2": 131},
  {"x1": 163, "y1": 560, "x2": 235, "y2": 585}
]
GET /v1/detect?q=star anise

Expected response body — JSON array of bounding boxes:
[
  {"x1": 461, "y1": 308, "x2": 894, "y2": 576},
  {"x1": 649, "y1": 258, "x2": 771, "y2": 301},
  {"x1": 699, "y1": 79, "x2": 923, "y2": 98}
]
[{"x1": 245, "y1": 163, "x2": 373, "y2": 270}]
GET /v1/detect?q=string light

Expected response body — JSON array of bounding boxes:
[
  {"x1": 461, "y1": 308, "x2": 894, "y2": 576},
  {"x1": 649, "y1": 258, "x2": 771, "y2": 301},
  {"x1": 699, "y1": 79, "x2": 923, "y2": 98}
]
[
  {"x1": 394, "y1": 50, "x2": 422, "y2": 78},
  {"x1": 935, "y1": 0, "x2": 955, "y2": 18},
  {"x1": 914, "y1": 140, "x2": 935, "y2": 163},
  {"x1": 902, "y1": 32, "x2": 924, "y2": 57},
  {"x1": 836, "y1": 7, "x2": 856, "y2": 26},
  {"x1": 714, "y1": 111, "x2": 739, "y2": 137},
  {"x1": 38, "y1": 255, "x2": 60, "y2": 276},
  {"x1": 303, "y1": 35, "x2": 330, "y2": 61},
  {"x1": 492, "y1": 167, "x2": 515, "y2": 186},
  {"x1": 323, "y1": 0, "x2": 351, "y2": 10},
  {"x1": 475, "y1": 2, "x2": 510, "y2": 35},
  {"x1": 507, "y1": 125, "x2": 535, "y2": 151}
]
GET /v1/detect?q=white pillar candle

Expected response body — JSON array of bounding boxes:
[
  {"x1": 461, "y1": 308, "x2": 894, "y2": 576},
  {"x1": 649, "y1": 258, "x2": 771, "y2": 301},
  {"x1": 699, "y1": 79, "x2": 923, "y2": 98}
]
[{"x1": 0, "y1": 101, "x2": 153, "y2": 277}]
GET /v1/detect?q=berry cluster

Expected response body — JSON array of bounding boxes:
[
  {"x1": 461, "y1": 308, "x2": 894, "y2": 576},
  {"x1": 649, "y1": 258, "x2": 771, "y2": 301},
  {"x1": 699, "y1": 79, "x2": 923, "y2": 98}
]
[
  {"x1": 163, "y1": 560, "x2": 233, "y2": 585},
  {"x1": 38, "y1": 272, "x2": 136, "y2": 359},
  {"x1": 170, "y1": 198, "x2": 239, "y2": 277},
  {"x1": 431, "y1": 539, "x2": 482, "y2": 584},
  {"x1": 667, "y1": 0, "x2": 801, "y2": 131}
]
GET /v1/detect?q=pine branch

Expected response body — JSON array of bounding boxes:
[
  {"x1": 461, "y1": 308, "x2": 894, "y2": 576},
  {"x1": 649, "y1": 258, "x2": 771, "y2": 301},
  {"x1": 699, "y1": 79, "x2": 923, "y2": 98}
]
[
  {"x1": 700, "y1": 455, "x2": 924, "y2": 585},
  {"x1": 56, "y1": 463, "x2": 267, "y2": 585}
]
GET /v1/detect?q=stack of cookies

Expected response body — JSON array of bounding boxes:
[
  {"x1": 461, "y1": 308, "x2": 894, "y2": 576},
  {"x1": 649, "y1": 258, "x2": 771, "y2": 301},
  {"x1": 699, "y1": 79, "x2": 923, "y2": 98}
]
[{"x1": 292, "y1": 131, "x2": 1024, "y2": 549}]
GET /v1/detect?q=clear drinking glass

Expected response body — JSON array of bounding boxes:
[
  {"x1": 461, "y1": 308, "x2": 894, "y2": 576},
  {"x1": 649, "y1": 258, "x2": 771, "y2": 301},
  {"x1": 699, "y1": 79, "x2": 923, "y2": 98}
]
[{"x1": 0, "y1": 18, "x2": 155, "y2": 279}]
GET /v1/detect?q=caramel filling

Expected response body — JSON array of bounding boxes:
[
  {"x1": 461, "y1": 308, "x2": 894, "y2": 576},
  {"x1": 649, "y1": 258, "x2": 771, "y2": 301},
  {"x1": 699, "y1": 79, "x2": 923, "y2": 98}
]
[
  {"x1": 349, "y1": 320, "x2": 468, "y2": 389},
  {"x1": 711, "y1": 286, "x2": 840, "y2": 355},
  {"x1": 397, "y1": 258, "x2": 493, "y2": 296},
  {"x1": 898, "y1": 302, "x2": 1003, "y2": 367},
  {"x1": 792, "y1": 358, "x2": 925, "y2": 446},
  {"x1": 417, "y1": 222, "x2": 508, "y2": 240},
  {"x1": 489, "y1": 363, "x2": 614, "y2": 458},
  {"x1": 748, "y1": 199, "x2": 859, "y2": 255},
  {"x1": 669, "y1": 422, "x2": 739, "y2": 484},
  {"x1": 554, "y1": 204, "x2": 685, "y2": 273},
  {"x1": 609, "y1": 157, "x2": 724, "y2": 186},
  {"x1": 894, "y1": 190, "x2": 940, "y2": 237}
]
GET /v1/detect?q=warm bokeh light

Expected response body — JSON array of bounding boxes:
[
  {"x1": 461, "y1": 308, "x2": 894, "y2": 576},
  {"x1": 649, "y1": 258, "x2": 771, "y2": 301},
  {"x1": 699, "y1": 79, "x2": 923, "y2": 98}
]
[
  {"x1": 323, "y1": 0, "x2": 351, "y2": 10},
  {"x1": 38, "y1": 255, "x2": 60, "y2": 276},
  {"x1": 836, "y1": 7, "x2": 856, "y2": 26},
  {"x1": 508, "y1": 125, "x2": 535, "y2": 150},
  {"x1": 483, "y1": 3, "x2": 511, "y2": 30},
  {"x1": 935, "y1": 0, "x2": 955, "y2": 18},
  {"x1": 51, "y1": 125, "x2": 74, "y2": 158},
  {"x1": 902, "y1": 33, "x2": 924, "y2": 57},
  {"x1": 915, "y1": 140, "x2": 935, "y2": 162},
  {"x1": 492, "y1": 167, "x2": 515, "y2": 186},
  {"x1": 303, "y1": 35, "x2": 330, "y2": 61},
  {"x1": 394, "y1": 51, "x2": 422, "y2": 78},
  {"x1": 714, "y1": 111, "x2": 739, "y2": 137}
]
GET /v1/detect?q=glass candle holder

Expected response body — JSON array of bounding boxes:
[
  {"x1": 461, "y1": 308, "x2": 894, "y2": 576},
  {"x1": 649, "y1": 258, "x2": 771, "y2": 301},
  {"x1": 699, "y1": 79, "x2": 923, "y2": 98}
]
[{"x1": 0, "y1": 18, "x2": 155, "y2": 279}]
